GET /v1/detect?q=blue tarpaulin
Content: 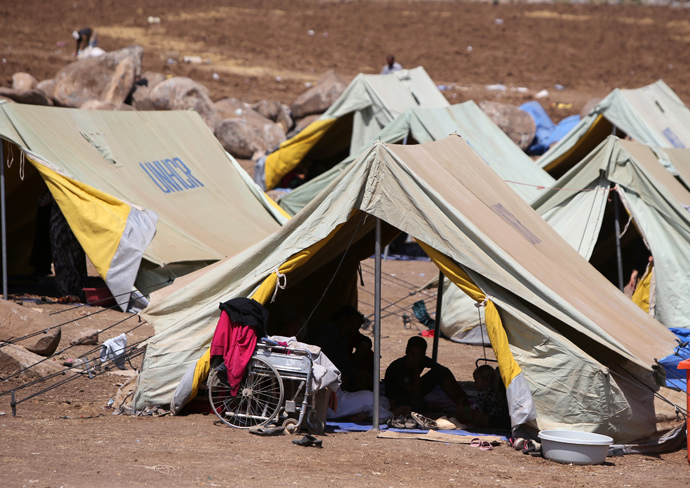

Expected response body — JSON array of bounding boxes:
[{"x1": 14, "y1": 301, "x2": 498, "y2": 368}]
[
  {"x1": 520, "y1": 102, "x2": 580, "y2": 155},
  {"x1": 658, "y1": 327, "x2": 690, "y2": 391}
]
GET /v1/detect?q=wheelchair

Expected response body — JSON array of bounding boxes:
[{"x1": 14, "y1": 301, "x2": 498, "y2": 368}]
[{"x1": 207, "y1": 338, "x2": 325, "y2": 434}]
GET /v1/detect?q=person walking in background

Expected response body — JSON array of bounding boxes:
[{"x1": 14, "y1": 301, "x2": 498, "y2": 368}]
[
  {"x1": 381, "y1": 55, "x2": 402, "y2": 74},
  {"x1": 72, "y1": 27, "x2": 93, "y2": 56}
]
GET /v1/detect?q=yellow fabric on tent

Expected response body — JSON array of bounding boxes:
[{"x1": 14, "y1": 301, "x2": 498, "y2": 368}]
[
  {"x1": 190, "y1": 348, "x2": 211, "y2": 403},
  {"x1": 264, "y1": 193, "x2": 292, "y2": 220},
  {"x1": 417, "y1": 240, "x2": 522, "y2": 388},
  {"x1": 543, "y1": 114, "x2": 613, "y2": 175},
  {"x1": 30, "y1": 157, "x2": 130, "y2": 280},
  {"x1": 264, "y1": 118, "x2": 337, "y2": 190},
  {"x1": 632, "y1": 263, "x2": 653, "y2": 313}
]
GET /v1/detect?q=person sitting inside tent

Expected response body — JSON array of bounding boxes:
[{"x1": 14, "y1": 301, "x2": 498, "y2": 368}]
[
  {"x1": 385, "y1": 336, "x2": 468, "y2": 417},
  {"x1": 381, "y1": 55, "x2": 402, "y2": 74},
  {"x1": 305, "y1": 305, "x2": 391, "y2": 422},
  {"x1": 464, "y1": 364, "x2": 511, "y2": 430}
]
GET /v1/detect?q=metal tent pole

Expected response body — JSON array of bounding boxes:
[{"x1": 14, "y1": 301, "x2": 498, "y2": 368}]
[
  {"x1": 1, "y1": 140, "x2": 7, "y2": 300},
  {"x1": 372, "y1": 217, "x2": 382, "y2": 431},
  {"x1": 432, "y1": 270, "x2": 444, "y2": 363},
  {"x1": 613, "y1": 190, "x2": 625, "y2": 291}
]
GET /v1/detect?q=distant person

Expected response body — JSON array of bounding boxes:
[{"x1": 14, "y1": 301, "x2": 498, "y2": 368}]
[
  {"x1": 381, "y1": 55, "x2": 402, "y2": 75},
  {"x1": 72, "y1": 27, "x2": 93, "y2": 56}
]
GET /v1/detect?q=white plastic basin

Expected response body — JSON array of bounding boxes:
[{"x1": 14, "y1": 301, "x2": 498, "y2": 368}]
[{"x1": 538, "y1": 430, "x2": 613, "y2": 465}]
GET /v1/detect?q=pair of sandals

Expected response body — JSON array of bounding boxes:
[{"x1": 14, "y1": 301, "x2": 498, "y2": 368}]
[
  {"x1": 387, "y1": 412, "x2": 438, "y2": 430},
  {"x1": 292, "y1": 434, "x2": 323, "y2": 448},
  {"x1": 470, "y1": 437, "x2": 494, "y2": 451},
  {"x1": 510, "y1": 437, "x2": 542, "y2": 456}
]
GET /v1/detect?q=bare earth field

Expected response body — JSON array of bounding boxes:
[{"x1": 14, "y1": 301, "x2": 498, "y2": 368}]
[{"x1": 1, "y1": 1, "x2": 690, "y2": 487}]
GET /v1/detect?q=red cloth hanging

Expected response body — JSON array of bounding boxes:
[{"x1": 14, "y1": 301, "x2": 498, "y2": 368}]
[{"x1": 210, "y1": 311, "x2": 258, "y2": 396}]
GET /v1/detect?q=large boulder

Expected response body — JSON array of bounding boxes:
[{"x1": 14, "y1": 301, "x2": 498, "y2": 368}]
[
  {"x1": 290, "y1": 69, "x2": 347, "y2": 119},
  {"x1": 52, "y1": 45, "x2": 144, "y2": 108},
  {"x1": 129, "y1": 71, "x2": 167, "y2": 111},
  {"x1": 215, "y1": 111, "x2": 287, "y2": 159},
  {"x1": 214, "y1": 97, "x2": 253, "y2": 120},
  {"x1": 36, "y1": 79, "x2": 56, "y2": 98},
  {"x1": 0, "y1": 344, "x2": 68, "y2": 378},
  {"x1": 0, "y1": 87, "x2": 53, "y2": 106},
  {"x1": 478, "y1": 100, "x2": 536, "y2": 151},
  {"x1": 26, "y1": 328, "x2": 61, "y2": 357},
  {"x1": 149, "y1": 77, "x2": 220, "y2": 131},
  {"x1": 253, "y1": 100, "x2": 294, "y2": 133},
  {"x1": 12, "y1": 72, "x2": 38, "y2": 91}
]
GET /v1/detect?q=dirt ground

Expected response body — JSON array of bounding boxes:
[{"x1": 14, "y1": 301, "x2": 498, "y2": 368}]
[{"x1": 1, "y1": 1, "x2": 690, "y2": 487}]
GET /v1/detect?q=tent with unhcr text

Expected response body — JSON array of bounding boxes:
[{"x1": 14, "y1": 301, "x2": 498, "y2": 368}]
[
  {"x1": 135, "y1": 136, "x2": 677, "y2": 444},
  {"x1": 537, "y1": 80, "x2": 690, "y2": 179},
  {"x1": 257, "y1": 67, "x2": 449, "y2": 191},
  {"x1": 0, "y1": 103, "x2": 288, "y2": 310}
]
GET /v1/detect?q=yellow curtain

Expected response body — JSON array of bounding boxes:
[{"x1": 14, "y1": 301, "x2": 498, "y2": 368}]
[
  {"x1": 416, "y1": 240, "x2": 522, "y2": 388},
  {"x1": 631, "y1": 262, "x2": 653, "y2": 313},
  {"x1": 264, "y1": 118, "x2": 337, "y2": 190}
]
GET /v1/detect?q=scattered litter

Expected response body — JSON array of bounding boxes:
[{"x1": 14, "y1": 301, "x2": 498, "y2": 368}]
[
  {"x1": 167, "y1": 58, "x2": 175, "y2": 65},
  {"x1": 183, "y1": 55, "x2": 203, "y2": 64},
  {"x1": 2, "y1": 59, "x2": 7, "y2": 64},
  {"x1": 147, "y1": 16, "x2": 161, "y2": 24},
  {"x1": 437, "y1": 85, "x2": 448, "y2": 91},
  {"x1": 0, "y1": 412, "x2": 5, "y2": 416},
  {"x1": 307, "y1": 29, "x2": 315, "y2": 36},
  {"x1": 486, "y1": 84, "x2": 507, "y2": 91},
  {"x1": 467, "y1": 46, "x2": 473, "y2": 52},
  {"x1": 514, "y1": 87, "x2": 528, "y2": 93},
  {"x1": 494, "y1": 18, "x2": 504, "y2": 25},
  {"x1": 554, "y1": 84, "x2": 565, "y2": 90},
  {"x1": 305, "y1": 82, "x2": 312, "y2": 88},
  {"x1": 212, "y1": 73, "x2": 220, "y2": 81},
  {"x1": 56, "y1": 41, "x2": 66, "y2": 47},
  {"x1": 275, "y1": 76, "x2": 282, "y2": 82},
  {"x1": 322, "y1": 32, "x2": 329, "y2": 37},
  {"x1": 535, "y1": 89, "x2": 549, "y2": 99},
  {"x1": 235, "y1": 108, "x2": 243, "y2": 116},
  {"x1": 552, "y1": 102, "x2": 572, "y2": 109}
]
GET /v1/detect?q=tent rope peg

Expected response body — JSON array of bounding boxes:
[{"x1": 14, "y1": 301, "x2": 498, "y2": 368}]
[
  {"x1": 270, "y1": 270, "x2": 287, "y2": 303},
  {"x1": 474, "y1": 296, "x2": 491, "y2": 308}
]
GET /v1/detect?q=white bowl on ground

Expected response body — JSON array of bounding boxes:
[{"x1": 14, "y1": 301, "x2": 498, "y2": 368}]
[{"x1": 538, "y1": 430, "x2": 613, "y2": 465}]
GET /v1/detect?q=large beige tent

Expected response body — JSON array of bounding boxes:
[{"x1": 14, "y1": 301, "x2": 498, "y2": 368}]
[
  {"x1": 538, "y1": 80, "x2": 690, "y2": 178},
  {"x1": 259, "y1": 67, "x2": 449, "y2": 190},
  {"x1": 136, "y1": 136, "x2": 676, "y2": 443},
  {"x1": 0, "y1": 103, "x2": 287, "y2": 308}
]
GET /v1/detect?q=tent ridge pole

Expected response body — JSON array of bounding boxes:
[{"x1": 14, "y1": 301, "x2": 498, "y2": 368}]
[{"x1": 373, "y1": 217, "x2": 382, "y2": 430}]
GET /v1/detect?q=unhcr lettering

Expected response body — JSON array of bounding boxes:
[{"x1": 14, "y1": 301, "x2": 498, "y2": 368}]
[{"x1": 140, "y1": 158, "x2": 205, "y2": 193}]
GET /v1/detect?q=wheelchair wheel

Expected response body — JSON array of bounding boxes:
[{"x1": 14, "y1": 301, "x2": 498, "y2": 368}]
[{"x1": 208, "y1": 356, "x2": 284, "y2": 428}]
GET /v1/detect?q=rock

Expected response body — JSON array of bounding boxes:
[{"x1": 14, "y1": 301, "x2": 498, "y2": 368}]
[
  {"x1": 12, "y1": 72, "x2": 38, "y2": 91},
  {"x1": 290, "y1": 69, "x2": 347, "y2": 119},
  {"x1": 141, "y1": 71, "x2": 166, "y2": 91},
  {"x1": 580, "y1": 97, "x2": 603, "y2": 118},
  {"x1": 0, "y1": 344, "x2": 68, "y2": 378},
  {"x1": 0, "y1": 300, "x2": 61, "y2": 348},
  {"x1": 52, "y1": 45, "x2": 144, "y2": 108},
  {"x1": 104, "y1": 57, "x2": 136, "y2": 104},
  {"x1": 287, "y1": 114, "x2": 321, "y2": 139},
  {"x1": 253, "y1": 100, "x2": 294, "y2": 133},
  {"x1": 36, "y1": 79, "x2": 56, "y2": 98},
  {"x1": 80, "y1": 100, "x2": 135, "y2": 111},
  {"x1": 478, "y1": 100, "x2": 536, "y2": 151},
  {"x1": 70, "y1": 329, "x2": 100, "y2": 346},
  {"x1": 25, "y1": 328, "x2": 61, "y2": 357},
  {"x1": 0, "y1": 87, "x2": 54, "y2": 106},
  {"x1": 215, "y1": 112, "x2": 287, "y2": 159},
  {"x1": 214, "y1": 97, "x2": 253, "y2": 120},
  {"x1": 149, "y1": 76, "x2": 220, "y2": 131}
]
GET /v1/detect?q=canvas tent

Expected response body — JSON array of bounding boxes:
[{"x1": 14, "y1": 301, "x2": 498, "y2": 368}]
[
  {"x1": 0, "y1": 103, "x2": 287, "y2": 309},
  {"x1": 537, "y1": 80, "x2": 690, "y2": 178},
  {"x1": 279, "y1": 101, "x2": 555, "y2": 215},
  {"x1": 135, "y1": 136, "x2": 677, "y2": 443},
  {"x1": 259, "y1": 67, "x2": 449, "y2": 191},
  {"x1": 532, "y1": 136, "x2": 690, "y2": 330}
]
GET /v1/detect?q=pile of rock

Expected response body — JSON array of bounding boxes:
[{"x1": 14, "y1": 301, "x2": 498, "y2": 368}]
[{"x1": 0, "y1": 45, "x2": 349, "y2": 162}]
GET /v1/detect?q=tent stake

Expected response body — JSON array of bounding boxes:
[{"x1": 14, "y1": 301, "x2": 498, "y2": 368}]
[
  {"x1": 613, "y1": 191, "x2": 625, "y2": 291},
  {"x1": 432, "y1": 271, "x2": 444, "y2": 363},
  {"x1": 373, "y1": 217, "x2": 382, "y2": 431},
  {"x1": 0, "y1": 140, "x2": 7, "y2": 300}
]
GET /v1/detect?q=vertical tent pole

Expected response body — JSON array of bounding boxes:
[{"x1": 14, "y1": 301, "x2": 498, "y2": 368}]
[
  {"x1": 372, "y1": 217, "x2": 382, "y2": 430},
  {"x1": 613, "y1": 190, "x2": 625, "y2": 291},
  {"x1": 1, "y1": 140, "x2": 7, "y2": 300},
  {"x1": 432, "y1": 270, "x2": 444, "y2": 363}
]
